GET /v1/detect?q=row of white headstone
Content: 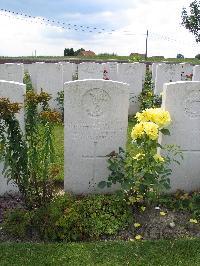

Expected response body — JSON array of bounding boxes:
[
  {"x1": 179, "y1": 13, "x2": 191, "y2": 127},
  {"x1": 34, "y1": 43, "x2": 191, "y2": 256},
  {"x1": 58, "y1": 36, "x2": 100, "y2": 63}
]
[
  {"x1": 152, "y1": 62, "x2": 200, "y2": 95},
  {"x1": 1, "y1": 62, "x2": 200, "y2": 114},
  {"x1": 0, "y1": 62, "x2": 146, "y2": 115},
  {"x1": 0, "y1": 78, "x2": 200, "y2": 195}
]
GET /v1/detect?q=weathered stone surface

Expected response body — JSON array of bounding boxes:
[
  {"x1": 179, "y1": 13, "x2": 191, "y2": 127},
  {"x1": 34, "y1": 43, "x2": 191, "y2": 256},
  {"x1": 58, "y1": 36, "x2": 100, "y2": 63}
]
[
  {"x1": 160, "y1": 81, "x2": 200, "y2": 192},
  {"x1": 192, "y1": 65, "x2": 200, "y2": 81},
  {"x1": 152, "y1": 63, "x2": 161, "y2": 84},
  {"x1": 102, "y1": 62, "x2": 118, "y2": 81},
  {"x1": 0, "y1": 80, "x2": 26, "y2": 195},
  {"x1": 78, "y1": 63, "x2": 103, "y2": 79},
  {"x1": 35, "y1": 63, "x2": 63, "y2": 109},
  {"x1": 180, "y1": 63, "x2": 193, "y2": 81},
  {"x1": 155, "y1": 64, "x2": 182, "y2": 95},
  {"x1": 64, "y1": 79, "x2": 129, "y2": 194},
  {"x1": 24, "y1": 63, "x2": 39, "y2": 90},
  {"x1": 72, "y1": 63, "x2": 78, "y2": 80},
  {"x1": 0, "y1": 63, "x2": 24, "y2": 83},
  {"x1": 117, "y1": 63, "x2": 146, "y2": 115},
  {"x1": 59, "y1": 62, "x2": 73, "y2": 83}
]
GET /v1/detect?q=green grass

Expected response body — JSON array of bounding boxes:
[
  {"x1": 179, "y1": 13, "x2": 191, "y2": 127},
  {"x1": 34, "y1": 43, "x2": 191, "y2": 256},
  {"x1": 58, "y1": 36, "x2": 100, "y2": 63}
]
[
  {"x1": 53, "y1": 123, "x2": 64, "y2": 181},
  {"x1": 0, "y1": 239, "x2": 199, "y2": 265},
  {"x1": 1, "y1": 55, "x2": 200, "y2": 64}
]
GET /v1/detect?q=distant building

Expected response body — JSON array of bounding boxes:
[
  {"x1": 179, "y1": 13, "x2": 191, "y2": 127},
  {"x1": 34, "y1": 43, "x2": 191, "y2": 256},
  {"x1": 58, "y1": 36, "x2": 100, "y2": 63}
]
[
  {"x1": 78, "y1": 50, "x2": 96, "y2": 57},
  {"x1": 130, "y1": 53, "x2": 145, "y2": 58}
]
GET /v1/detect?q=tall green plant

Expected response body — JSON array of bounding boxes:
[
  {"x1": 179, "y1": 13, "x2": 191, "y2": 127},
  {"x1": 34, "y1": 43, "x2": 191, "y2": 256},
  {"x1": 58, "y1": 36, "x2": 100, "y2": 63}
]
[
  {"x1": 138, "y1": 71, "x2": 161, "y2": 111},
  {"x1": 0, "y1": 91, "x2": 61, "y2": 209},
  {"x1": 55, "y1": 90, "x2": 64, "y2": 121},
  {"x1": 23, "y1": 72, "x2": 33, "y2": 92}
]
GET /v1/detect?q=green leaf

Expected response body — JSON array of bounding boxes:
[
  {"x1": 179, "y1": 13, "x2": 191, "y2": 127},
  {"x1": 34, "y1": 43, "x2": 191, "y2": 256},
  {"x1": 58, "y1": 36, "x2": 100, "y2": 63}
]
[
  {"x1": 157, "y1": 143, "x2": 163, "y2": 149},
  {"x1": 98, "y1": 181, "x2": 107, "y2": 189},
  {"x1": 160, "y1": 128, "x2": 170, "y2": 136}
]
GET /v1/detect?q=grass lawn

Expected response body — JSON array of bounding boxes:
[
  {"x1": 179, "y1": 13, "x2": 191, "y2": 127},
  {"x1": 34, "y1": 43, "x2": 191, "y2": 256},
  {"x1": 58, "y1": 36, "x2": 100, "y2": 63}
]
[
  {"x1": 0, "y1": 239, "x2": 199, "y2": 265},
  {"x1": 53, "y1": 123, "x2": 64, "y2": 181},
  {"x1": 1, "y1": 55, "x2": 200, "y2": 65}
]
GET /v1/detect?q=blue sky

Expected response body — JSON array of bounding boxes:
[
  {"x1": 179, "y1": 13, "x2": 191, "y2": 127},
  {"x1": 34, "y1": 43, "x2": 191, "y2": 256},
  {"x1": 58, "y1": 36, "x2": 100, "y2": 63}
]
[
  {"x1": 0, "y1": 0, "x2": 199, "y2": 57},
  {"x1": 0, "y1": 0, "x2": 136, "y2": 15}
]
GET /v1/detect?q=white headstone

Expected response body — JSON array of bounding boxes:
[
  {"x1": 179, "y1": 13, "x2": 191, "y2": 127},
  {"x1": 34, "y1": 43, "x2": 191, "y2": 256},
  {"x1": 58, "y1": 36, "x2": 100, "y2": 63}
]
[
  {"x1": 59, "y1": 62, "x2": 73, "y2": 83},
  {"x1": 78, "y1": 63, "x2": 103, "y2": 79},
  {"x1": 35, "y1": 63, "x2": 63, "y2": 109},
  {"x1": 180, "y1": 63, "x2": 193, "y2": 81},
  {"x1": 0, "y1": 80, "x2": 26, "y2": 195},
  {"x1": 117, "y1": 63, "x2": 146, "y2": 115},
  {"x1": 152, "y1": 62, "x2": 161, "y2": 84},
  {"x1": 160, "y1": 81, "x2": 200, "y2": 192},
  {"x1": 155, "y1": 64, "x2": 182, "y2": 95},
  {"x1": 0, "y1": 63, "x2": 24, "y2": 83},
  {"x1": 24, "y1": 63, "x2": 38, "y2": 90},
  {"x1": 72, "y1": 63, "x2": 78, "y2": 80},
  {"x1": 102, "y1": 62, "x2": 118, "y2": 81},
  {"x1": 192, "y1": 65, "x2": 200, "y2": 81},
  {"x1": 64, "y1": 79, "x2": 129, "y2": 194}
]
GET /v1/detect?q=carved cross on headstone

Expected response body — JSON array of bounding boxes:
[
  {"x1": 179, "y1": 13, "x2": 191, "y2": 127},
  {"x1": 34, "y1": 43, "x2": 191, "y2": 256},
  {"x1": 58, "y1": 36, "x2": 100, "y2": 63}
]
[{"x1": 82, "y1": 141, "x2": 107, "y2": 187}]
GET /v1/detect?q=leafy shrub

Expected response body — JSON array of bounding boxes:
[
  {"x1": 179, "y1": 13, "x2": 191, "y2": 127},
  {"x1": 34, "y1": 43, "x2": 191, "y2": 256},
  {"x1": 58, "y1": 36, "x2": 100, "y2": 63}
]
[
  {"x1": 31, "y1": 193, "x2": 73, "y2": 241},
  {"x1": 3, "y1": 194, "x2": 133, "y2": 241},
  {"x1": 72, "y1": 194, "x2": 132, "y2": 239},
  {"x1": 0, "y1": 91, "x2": 61, "y2": 209},
  {"x1": 3, "y1": 208, "x2": 31, "y2": 238},
  {"x1": 138, "y1": 71, "x2": 161, "y2": 111},
  {"x1": 55, "y1": 90, "x2": 64, "y2": 121},
  {"x1": 99, "y1": 108, "x2": 183, "y2": 206},
  {"x1": 158, "y1": 190, "x2": 200, "y2": 219},
  {"x1": 23, "y1": 72, "x2": 33, "y2": 92}
]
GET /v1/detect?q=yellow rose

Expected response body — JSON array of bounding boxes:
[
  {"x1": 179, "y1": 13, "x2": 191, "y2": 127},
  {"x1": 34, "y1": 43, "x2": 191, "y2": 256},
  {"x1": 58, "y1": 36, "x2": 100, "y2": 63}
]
[
  {"x1": 135, "y1": 109, "x2": 154, "y2": 122},
  {"x1": 143, "y1": 122, "x2": 159, "y2": 140},
  {"x1": 134, "y1": 223, "x2": 141, "y2": 228},
  {"x1": 135, "y1": 235, "x2": 142, "y2": 240},
  {"x1": 136, "y1": 108, "x2": 171, "y2": 129},
  {"x1": 131, "y1": 122, "x2": 145, "y2": 140},
  {"x1": 133, "y1": 153, "x2": 145, "y2": 160},
  {"x1": 153, "y1": 154, "x2": 165, "y2": 163},
  {"x1": 151, "y1": 108, "x2": 171, "y2": 128},
  {"x1": 189, "y1": 219, "x2": 198, "y2": 224}
]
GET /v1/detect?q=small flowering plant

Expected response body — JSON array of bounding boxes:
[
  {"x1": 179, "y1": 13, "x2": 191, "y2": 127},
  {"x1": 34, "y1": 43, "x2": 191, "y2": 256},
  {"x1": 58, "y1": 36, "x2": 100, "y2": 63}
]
[{"x1": 99, "y1": 108, "x2": 183, "y2": 205}]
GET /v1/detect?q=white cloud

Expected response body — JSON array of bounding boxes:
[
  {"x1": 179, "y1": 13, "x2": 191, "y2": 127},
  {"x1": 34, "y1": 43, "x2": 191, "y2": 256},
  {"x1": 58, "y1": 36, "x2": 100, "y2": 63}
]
[{"x1": 0, "y1": 0, "x2": 198, "y2": 57}]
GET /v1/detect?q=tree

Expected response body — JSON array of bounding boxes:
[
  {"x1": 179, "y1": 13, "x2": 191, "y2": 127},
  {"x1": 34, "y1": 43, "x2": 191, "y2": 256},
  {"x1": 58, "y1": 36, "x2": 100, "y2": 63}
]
[
  {"x1": 182, "y1": 0, "x2": 200, "y2": 42},
  {"x1": 64, "y1": 48, "x2": 85, "y2": 56},
  {"x1": 195, "y1": 53, "x2": 200, "y2": 59},
  {"x1": 177, "y1": 53, "x2": 184, "y2": 59},
  {"x1": 74, "y1": 48, "x2": 85, "y2": 56},
  {"x1": 64, "y1": 48, "x2": 75, "y2": 56}
]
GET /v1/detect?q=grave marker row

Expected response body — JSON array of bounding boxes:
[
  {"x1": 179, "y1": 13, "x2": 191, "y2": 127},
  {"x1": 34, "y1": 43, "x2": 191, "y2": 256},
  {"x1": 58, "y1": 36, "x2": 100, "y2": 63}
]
[{"x1": 0, "y1": 79, "x2": 200, "y2": 195}]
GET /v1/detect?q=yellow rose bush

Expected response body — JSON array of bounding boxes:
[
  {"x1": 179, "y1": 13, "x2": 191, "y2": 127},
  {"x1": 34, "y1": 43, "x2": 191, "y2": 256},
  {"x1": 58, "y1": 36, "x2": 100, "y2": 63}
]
[
  {"x1": 99, "y1": 107, "x2": 182, "y2": 207},
  {"x1": 128, "y1": 108, "x2": 174, "y2": 202}
]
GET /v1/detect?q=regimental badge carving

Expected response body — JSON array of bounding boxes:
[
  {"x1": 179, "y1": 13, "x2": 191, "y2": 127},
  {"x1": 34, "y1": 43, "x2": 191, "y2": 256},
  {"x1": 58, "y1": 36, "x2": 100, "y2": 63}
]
[
  {"x1": 82, "y1": 88, "x2": 111, "y2": 117},
  {"x1": 184, "y1": 91, "x2": 200, "y2": 118}
]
